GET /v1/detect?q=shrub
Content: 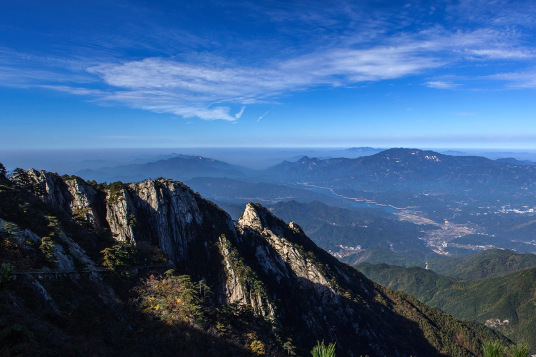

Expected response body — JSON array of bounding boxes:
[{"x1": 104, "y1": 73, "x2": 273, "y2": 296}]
[
  {"x1": 311, "y1": 340, "x2": 336, "y2": 357},
  {"x1": 136, "y1": 271, "x2": 209, "y2": 326},
  {"x1": 283, "y1": 339, "x2": 297, "y2": 356},
  {"x1": 250, "y1": 339, "x2": 266, "y2": 356},
  {"x1": 106, "y1": 181, "x2": 126, "y2": 204},
  {"x1": 0, "y1": 263, "x2": 15, "y2": 285},
  {"x1": 508, "y1": 344, "x2": 529, "y2": 357},
  {"x1": 39, "y1": 236, "x2": 56, "y2": 264},
  {"x1": 101, "y1": 243, "x2": 135, "y2": 270},
  {"x1": 247, "y1": 332, "x2": 266, "y2": 356},
  {"x1": 483, "y1": 341, "x2": 504, "y2": 357}
]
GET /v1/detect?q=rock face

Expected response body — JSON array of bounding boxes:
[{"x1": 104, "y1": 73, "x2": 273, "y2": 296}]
[
  {"x1": 22, "y1": 169, "x2": 106, "y2": 228},
  {"x1": 7, "y1": 169, "x2": 505, "y2": 356},
  {"x1": 106, "y1": 180, "x2": 207, "y2": 263}
]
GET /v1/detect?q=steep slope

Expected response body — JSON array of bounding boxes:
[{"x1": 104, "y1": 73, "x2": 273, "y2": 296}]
[
  {"x1": 356, "y1": 263, "x2": 536, "y2": 352},
  {"x1": 1, "y1": 169, "x2": 274, "y2": 356},
  {"x1": 234, "y1": 203, "x2": 507, "y2": 356},
  {"x1": 1, "y1": 168, "x2": 508, "y2": 356}
]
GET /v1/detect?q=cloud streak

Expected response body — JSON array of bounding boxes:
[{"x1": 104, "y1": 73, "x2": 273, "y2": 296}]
[
  {"x1": 486, "y1": 70, "x2": 536, "y2": 88},
  {"x1": 426, "y1": 81, "x2": 458, "y2": 89},
  {"x1": 235, "y1": 106, "x2": 245, "y2": 119}
]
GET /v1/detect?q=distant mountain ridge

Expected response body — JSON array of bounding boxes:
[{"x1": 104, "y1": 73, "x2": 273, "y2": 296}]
[
  {"x1": 264, "y1": 148, "x2": 536, "y2": 187},
  {"x1": 77, "y1": 154, "x2": 252, "y2": 183},
  {"x1": 74, "y1": 148, "x2": 536, "y2": 200},
  {"x1": 495, "y1": 157, "x2": 536, "y2": 166}
]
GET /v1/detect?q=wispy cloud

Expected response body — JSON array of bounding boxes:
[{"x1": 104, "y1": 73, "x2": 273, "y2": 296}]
[
  {"x1": 486, "y1": 70, "x2": 536, "y2": 88},
  {"x1": 235, "y1": 106, "x2": 245, "y2": 119},
  {"x1": 425, "y1": 81, "x2": 458, "y2": 89},
  {"x1": 257, "y1": 110, "x2": 271, "y2": 122},
  {"x1": 461, "y1": 48, "x2": 536, "y2": 60}
]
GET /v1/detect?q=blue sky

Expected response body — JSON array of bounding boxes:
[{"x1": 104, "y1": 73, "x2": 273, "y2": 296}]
[{"x1": 1, "y1": 0, "x2": 536, "y2": 149}]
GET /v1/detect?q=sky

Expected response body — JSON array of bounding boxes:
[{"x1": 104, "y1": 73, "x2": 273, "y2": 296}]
[{"x1": 1, "y1": 0, "x2": 536, "y2": 150}]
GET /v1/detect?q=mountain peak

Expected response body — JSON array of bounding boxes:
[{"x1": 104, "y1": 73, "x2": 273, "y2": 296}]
[
  {"x1": 238, "y1": 202, "x2": 290, "y2": 234},
  {"x1": 238, "y1": 202, "x2": 265, "y2": 230},
  {"x1": 368, "y1": 148, "x2": 444, "y2": 163},
  {"x1": 297, "y1": 156, "x2": 316, "y2": 163}
]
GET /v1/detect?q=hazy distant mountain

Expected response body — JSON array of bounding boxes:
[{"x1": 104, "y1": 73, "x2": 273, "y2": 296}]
[
  {"x1": 344, "y1": 147, "x2": 384, "y2": 156},
  {"x1": 481, "y1": 151, "x2": 536, "y2": 161},
  {"x1": 495, "y1": 157, "x2": 536, "y2": 166},
  {"x1": 263, "y1": 148, "x2": 536, "y2": 196},
  {"x1": 439, "y1": 150, "x2": 470, "y2": 156},
  {"x1": 76, "y1": 155, "x2": 252, "y2": 183}
]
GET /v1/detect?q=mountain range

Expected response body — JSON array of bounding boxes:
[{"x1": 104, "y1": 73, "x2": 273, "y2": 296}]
[
  {"x1": 0, "y1": 167, "x2": 508, "y2": 356},
  {"x1": 263, "y1": 148, "x2": 536, "y2": 195},
  {"x1": 30, "y1": 148, "x2": 536, "y2": 260}
]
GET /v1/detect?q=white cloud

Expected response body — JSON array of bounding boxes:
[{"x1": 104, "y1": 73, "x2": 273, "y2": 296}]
[
  {"x1": 235, "y1": 106, "x2": 245, "y2": 119},
  {"x1": 425, "y1": 81, "x2": 457, "y2": 89},
  {"x1": 486, "y1": 70, "x2": 536, "y2": 88},
  {"x1": 463, "y1": 48, "x2": 535, "y2": 59},
  {"x1": 79, "y1": 41, "x2": 446, "y2": 120},
  {"x1": 257, "y1": 110, "x2": 271, "y2": 121}
]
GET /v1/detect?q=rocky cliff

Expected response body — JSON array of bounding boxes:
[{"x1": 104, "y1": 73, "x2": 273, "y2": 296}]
[{"x1": 1, "y1": 168, "x2": 508, "y2": 356}]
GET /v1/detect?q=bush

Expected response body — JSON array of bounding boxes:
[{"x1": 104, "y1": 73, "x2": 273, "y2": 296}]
[
  {"x1": 311, "y1": 340, "x2": 336, "y2": 357},
  {"x1": 136, "y1": 271, "x2": 209, "y2": 326},
  {"x1": 39, "y1": 236, "x2": 56, "y2": 264},
  {"x1": 0, "y1": 263, "x2": 15, "y2": 285},
  {"x1": 483, "y1": 341, "x2": 504, "y2": 357},
  {"x1": 101, "y1": 243, "x2": 135, "y2": 270},
  {"x1": 247, "y1": 332, "x2": 266, "y2": 356},
  {"x1": 508, "y1": 344, "x2": 529, "y2": 357}
]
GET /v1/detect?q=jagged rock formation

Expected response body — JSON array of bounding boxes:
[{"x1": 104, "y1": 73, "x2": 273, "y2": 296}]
[{"x1": 1, "y1": 169, "x2": 508, "y2": 356}]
